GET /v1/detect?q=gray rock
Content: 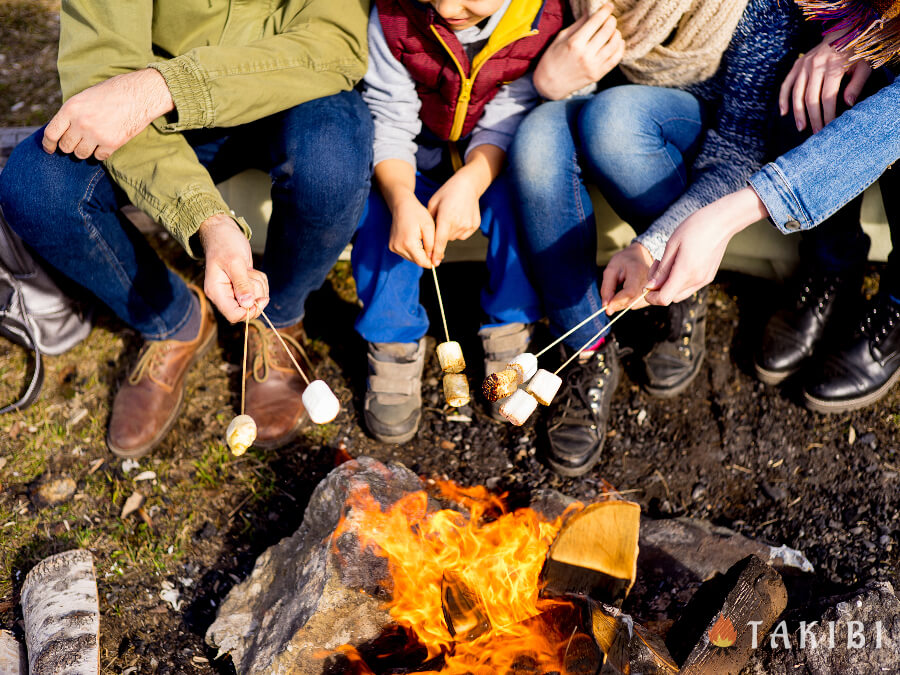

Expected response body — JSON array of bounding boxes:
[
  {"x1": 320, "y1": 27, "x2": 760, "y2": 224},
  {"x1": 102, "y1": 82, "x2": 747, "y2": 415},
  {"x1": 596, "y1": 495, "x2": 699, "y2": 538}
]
[
  {"x1": 747, "y1": 580, "x2": 900, "y2": 675},
  {"x1": 206, "y1": 457, "x2": 425, "y2": 675}
]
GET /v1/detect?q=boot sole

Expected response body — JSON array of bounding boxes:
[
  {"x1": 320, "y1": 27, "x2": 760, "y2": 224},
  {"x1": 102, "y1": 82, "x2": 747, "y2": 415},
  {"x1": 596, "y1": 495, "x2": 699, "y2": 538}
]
[
  {"x1": 644, "y1": 351, "x2": 706, "y2": 399},
  {"x1": 545, "y1": 442, "x2": 605, "y2": 478},
  {"x1": 803, "y1": 366, "x2": 900, "y2": 414},
  {"x1": 107, "y1": 321, "x2": 218, "y2": 459},
  {"x1": 367, "y1": 409, "x2": 422, "y2": 445},
  {"x1": 754, "y1": 362, "x2": 798, "y2": 386}
]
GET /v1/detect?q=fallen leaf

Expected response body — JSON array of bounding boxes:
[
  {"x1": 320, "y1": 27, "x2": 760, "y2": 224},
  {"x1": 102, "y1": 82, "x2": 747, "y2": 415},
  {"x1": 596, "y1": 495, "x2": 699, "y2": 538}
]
[
  {"x1": 848, "y1": 425, "x2": 857, "y2": 445},
  {"x1": 121, "y1": 492, "x2": 145, "y2": 519},
  {"x1": 86, "y1": 458, "x2": 105, "y2": 475},
  {"x1": 133, "y1": 471, "x2": 157, "y2": 482}
]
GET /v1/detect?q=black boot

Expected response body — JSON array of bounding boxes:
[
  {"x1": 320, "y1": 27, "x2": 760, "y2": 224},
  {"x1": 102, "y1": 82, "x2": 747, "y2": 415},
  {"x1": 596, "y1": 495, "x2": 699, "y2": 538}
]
[
  {"x1": 643, "y1": 288, "x2": 708, "y2": 398},
  {"x1": 755, "y1": 267, "x2": 863, "y2": 385},
  {"x1": 803, "y1": 293, "x2": 900, "y2": 413},
  {"x1": 544, "y1": 340, "x2": 621, "y2": 477}
]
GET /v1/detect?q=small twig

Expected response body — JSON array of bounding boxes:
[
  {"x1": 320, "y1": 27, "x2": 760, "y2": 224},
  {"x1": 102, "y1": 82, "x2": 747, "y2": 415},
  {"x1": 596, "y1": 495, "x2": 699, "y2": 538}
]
[
  {"x1": 653, "y1": 469, "x2": 672, "y2": 502},
  {"x1": 431, "y1": 266, "x2": 451, "y2": 342},
  {"x1": 228, "y1": 494, "x2": 253, "y2": 520},
  {"x1": 259, "y1": 311, "x2": 312, "y2": 385},
  {"x1": 554, "y1": 289, "x2": 649, "y2": 375}
]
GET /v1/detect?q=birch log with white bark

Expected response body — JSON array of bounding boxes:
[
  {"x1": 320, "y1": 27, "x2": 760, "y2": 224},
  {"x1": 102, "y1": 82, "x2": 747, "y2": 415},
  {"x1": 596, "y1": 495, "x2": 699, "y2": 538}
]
[
  {"x1": 0, "y1": 630, "x2": 25, "y2": 675},
  {"x1": 21, "y1": 549, "x2": 99, "y2": 675}
]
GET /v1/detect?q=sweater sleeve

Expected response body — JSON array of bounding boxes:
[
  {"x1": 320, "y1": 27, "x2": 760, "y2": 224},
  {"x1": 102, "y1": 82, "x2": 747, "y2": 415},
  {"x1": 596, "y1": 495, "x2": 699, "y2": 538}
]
[
  {"x1": 466, "y1": 73, "x2": 542, "y2": 156},
  {"x1": 634, "y1": 0, "x2": 801, "y2": 260},
  {"x1": 362, "y1": 6, "x2": 422, "y2": 169}
]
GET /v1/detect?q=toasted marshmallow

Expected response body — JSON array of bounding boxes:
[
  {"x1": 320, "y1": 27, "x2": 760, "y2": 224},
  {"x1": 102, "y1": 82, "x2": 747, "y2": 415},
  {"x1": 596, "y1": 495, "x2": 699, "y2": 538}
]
[
  {"x1": 482, "y1": 368, "x2": 519, "y2": 402},
  {"x1": 508, "y1": 353, "x2": 538, "y2": 384},
  {"x1": 443, "y1": 373, "x2": 470, "y2": 407},
  {"x1": 437, "y1": 341, "x2": 466, "y2": 373},
  {"x1": 226, "y1": 414, "x2": 257, "y2": 456},
  {"x1": 302, "y1": 379, "x2": 341, "y2": 424},
  {"x1": 526, "y1": 369, "x2": 563, "y2": 406},
  {"x1": 499, "y1": 389, "x2": 538, "y2": 426}
]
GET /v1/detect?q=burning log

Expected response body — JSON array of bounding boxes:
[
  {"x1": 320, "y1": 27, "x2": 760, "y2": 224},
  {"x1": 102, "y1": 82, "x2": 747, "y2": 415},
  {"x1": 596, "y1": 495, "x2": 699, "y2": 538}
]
[
  {"x1": 588, "y1": 600, "x2": 679, "y2": 675},
  {"x1": 561, "y1": 632, "x2": 602, "y2": 675},
  {"x1": 673, "y1": 555, "x2": 787, "y2": 675},
  {"x1": 441, "y1": 571, "x2": 491, "y2": 641},
  {"x1": 21, "y1": 549, "x2": 99, "y2": 675},
  {"x1": 542, "y1": 501, "x2": 640, "y2": 605}
]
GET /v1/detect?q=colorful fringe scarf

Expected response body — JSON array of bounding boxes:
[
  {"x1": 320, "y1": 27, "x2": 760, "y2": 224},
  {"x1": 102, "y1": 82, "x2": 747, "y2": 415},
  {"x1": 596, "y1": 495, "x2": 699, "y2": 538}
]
[{"x1": 795, "y1": 0, "x2": 900, "y2": 67}]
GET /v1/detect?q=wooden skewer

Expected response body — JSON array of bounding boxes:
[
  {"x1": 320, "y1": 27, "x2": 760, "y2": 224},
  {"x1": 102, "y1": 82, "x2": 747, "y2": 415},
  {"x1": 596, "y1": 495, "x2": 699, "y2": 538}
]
[
  {"x1": 431, "y1": 265, "x2": 451, "y2": 343},
  {"x1": 554, "y1": 290, "x2": 649, "y2": 376},
  {"x1": 535, "y1": 302, "x2": 612, "y2": 358},
  {"x1": 241, "y1": 313, "x2": 249, "y2": 415},
  {"x1": 259, "y1": 310, "x2": 312, "y2": 385}
]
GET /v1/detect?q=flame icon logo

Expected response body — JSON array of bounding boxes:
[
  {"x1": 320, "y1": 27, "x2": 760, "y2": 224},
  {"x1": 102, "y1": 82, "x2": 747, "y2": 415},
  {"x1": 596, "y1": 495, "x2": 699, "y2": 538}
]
[{"x1": 708, "y1": 614, "x2": 738, "y2": 648}]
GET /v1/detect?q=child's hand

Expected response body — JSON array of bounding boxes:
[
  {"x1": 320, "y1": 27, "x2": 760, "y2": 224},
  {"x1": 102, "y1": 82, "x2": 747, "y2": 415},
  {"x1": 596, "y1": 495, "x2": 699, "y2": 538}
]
[
  {"x1": 601, "y1": 242, "x2": 654, "y2": 312},
  {"x1": 427, "y1": 171, "x2": 482, "y2": 266},
  {"x1": 389, "y1": 192, "x2": 436, "y2": 269}
]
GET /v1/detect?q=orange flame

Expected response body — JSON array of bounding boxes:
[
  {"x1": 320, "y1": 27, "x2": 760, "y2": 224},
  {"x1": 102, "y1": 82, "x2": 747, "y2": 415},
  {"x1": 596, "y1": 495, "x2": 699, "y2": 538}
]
[
  {"x1": 708, "y1": 614, "x2": 737, "y2": 648},
  {"x1": 332, "y1": 482, "x2": 584, "y2": 673}
]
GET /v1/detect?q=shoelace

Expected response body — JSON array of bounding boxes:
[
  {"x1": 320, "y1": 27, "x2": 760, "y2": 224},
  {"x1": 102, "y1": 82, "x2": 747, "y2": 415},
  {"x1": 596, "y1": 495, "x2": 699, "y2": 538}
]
[
  {"x1": 128, "y1": 341, "x2": 171, "y2": 385},
  {"x1": 248, "y1": 320, "x2": 313, "y2": 383},
  {"x1": 549, "y1": 350, "x2": 611, "y2": 430}
]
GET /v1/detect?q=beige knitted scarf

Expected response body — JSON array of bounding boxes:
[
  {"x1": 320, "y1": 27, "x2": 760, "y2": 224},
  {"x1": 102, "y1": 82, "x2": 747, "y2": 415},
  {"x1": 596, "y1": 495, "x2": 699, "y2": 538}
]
[{"x1": 570, "y1": 0, "x2": 750, "y2": 87}]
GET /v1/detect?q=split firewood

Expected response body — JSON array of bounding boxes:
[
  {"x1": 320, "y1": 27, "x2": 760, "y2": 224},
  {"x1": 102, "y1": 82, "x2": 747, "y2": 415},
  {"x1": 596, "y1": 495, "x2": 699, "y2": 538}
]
[
  {"x1": 675, "y1": 555, "x2": 787, "y2": 675},
  {"x1": 542, "y1": 501, "x2": 641, "y2": 605},
  {"x1": 589, "y1": 600, "x2": 678, "y2": 674},
  {"x1": 22, "y1": 549, "x2": 99, "y2": 675},
  {"x1": 0, "y1": 630, "x2": 26, "y2": 675},
  {"x1": 562, "y1": 632, "x2": 602, "y2": 675},
  {"x1": 440, "y1": 571, "x2": 490, "y2": 641}
]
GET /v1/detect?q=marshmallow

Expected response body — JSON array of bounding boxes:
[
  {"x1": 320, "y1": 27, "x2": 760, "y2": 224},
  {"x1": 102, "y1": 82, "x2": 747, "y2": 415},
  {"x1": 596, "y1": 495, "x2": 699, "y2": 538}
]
[
  {"x1": 437, "y1": 341, "x2": 466, "y2": 373},
  {"x1": 443, "y1": 373, "x2": 470, "y2": 407},
  {"x1": 526, "y1": 369, "x2": 563, "y2": 406},
  {"x1": 500, "y1": 389, "x2": 538, "y2": 426},
  {"x1": 302, "y1": 379, "x2": 341, "y2": 424},
  {"x1": 226, "y1": 414, "x2": 257, "y2": 456},
  {"x1": 508, "y1": 353, "x2": 538, "y2": 384},
  {"x1": 482, "y1": 368, "x2": 519, "y2": 402}
]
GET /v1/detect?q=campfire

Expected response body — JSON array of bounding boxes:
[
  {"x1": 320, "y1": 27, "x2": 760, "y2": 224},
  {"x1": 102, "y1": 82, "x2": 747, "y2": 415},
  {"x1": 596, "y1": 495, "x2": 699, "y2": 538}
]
[{"x1": 329, "y1": 481, "x2": 666, "y2": 674}]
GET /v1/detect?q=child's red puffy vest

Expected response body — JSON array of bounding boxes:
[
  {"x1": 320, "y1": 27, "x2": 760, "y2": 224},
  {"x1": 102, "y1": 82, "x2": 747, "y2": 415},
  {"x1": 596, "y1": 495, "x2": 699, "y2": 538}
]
[{"x1": 376, "y1": 0, "x2": 564, "y2": 142}]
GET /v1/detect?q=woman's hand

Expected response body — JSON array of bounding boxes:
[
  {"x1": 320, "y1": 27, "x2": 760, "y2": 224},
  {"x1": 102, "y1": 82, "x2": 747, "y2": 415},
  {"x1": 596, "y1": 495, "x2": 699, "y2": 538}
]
[
  {"x1": 779, "y1": 30, "x2": 872, "y2": 133},
  {"x1": 533, "y1": 3, "x2": 625, "y2": 100},
  {"x1": 601, "y1": 242, "x2": 654, "y2": 312},
  {"x1": 645, "y1": 187, "x2": 769, "y2": 305}
]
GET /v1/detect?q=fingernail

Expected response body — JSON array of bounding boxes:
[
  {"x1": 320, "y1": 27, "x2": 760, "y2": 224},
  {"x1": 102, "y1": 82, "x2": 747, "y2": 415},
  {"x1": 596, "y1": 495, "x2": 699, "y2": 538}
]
[
  {"x1": 847, "y1": 95, "x2": 856, "y2": 105},
  {"x1": 238, "y1": 294, "x2": 254, "y2": 306}
]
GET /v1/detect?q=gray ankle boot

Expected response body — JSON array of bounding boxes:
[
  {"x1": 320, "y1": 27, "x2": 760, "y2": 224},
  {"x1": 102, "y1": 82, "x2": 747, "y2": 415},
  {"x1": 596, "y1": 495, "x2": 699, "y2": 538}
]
[
  {"x1": 364, "y1": 339, "x2": 426, "y2": 444},
  {"x1": 479, "y1": 323, "x2": 533, "y2": 420}
]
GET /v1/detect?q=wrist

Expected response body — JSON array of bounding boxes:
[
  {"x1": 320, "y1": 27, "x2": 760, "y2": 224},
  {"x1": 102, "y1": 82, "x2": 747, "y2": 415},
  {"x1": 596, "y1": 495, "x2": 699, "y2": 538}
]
[
  {"x1": 723, "y1": 187, "x2": 769, "y2": 236},
  {"x1": 198, "y1": 213, "x2": 240, "y2": 252},
  {"x1": 139, "y1": 68, "x2": 175, "y2": 120}
]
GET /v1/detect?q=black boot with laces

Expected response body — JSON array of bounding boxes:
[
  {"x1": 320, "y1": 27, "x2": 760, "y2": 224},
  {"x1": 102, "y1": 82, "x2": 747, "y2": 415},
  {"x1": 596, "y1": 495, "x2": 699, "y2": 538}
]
[
  {"x1": 643, "y1": 288, "x2": 708, "y2": 398},
  {"x1": 755, "y1": 267, "x2": 862, "y2": 385},
  {"x1": 803, "y1": 293, "x2": 900, "y2": 413},
  {"x1": 544, "y1": 339, "x2": 622, "y2": 477}
]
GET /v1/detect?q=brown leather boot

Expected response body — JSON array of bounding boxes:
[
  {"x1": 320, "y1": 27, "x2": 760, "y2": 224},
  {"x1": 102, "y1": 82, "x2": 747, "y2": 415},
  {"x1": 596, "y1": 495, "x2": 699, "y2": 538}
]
[
  {"x1": 107, "y1": 286, "x2": 217, "y2": 458},
  {"x1": 243, "y1": 320, "x2": 313, "y2": 449}
]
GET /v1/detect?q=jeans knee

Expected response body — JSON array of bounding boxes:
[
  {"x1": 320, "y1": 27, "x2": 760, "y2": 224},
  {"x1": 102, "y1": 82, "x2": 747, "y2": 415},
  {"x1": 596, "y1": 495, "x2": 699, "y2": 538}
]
[
  {"x1": 509, "y1": 103, "x2": 574, "y2": 195},
  {"x1": 580, "y1": 86, "x2": 658, "y2": 159}
]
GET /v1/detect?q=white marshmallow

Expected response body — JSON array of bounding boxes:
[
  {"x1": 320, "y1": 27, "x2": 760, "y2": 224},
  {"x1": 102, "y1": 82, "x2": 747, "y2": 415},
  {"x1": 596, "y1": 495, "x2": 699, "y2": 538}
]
[
  {"x1": 226, "y1": 414, "x2": 257, "y2": 456},
  {"x1": 526, "y1": 369, "x2": 563, "y2": 406},
  {"x1": 437, "y1": 341, "x2": 466, "y2": 373},
  {"x1": 499, "y1": 389, "x2": 538, "y2": 426},
  {"x1": 482, "y1": 368, "x2": 519, "y2": 402},
  {"x1": 443, "y1": 373, "x2": 470, "y2": 407},
  {"x1": 302, "y1": 379, "x2": 341, "y2": 424},
  {"x1": 508, "y1": 353, "x2": 538, "y2": 384}
]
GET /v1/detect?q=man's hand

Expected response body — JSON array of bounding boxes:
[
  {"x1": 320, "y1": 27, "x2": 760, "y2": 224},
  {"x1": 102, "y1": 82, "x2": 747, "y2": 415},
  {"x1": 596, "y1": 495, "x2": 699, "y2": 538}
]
[
  {"x1": 533, "y1": 3, "x2": 625, "y2": 100},
  {"x1": 646, "y1": 187, "x2": 769, "y2": 306},
  {"x1": 198, "y1": 214, "x2": 269, "y2": 323},
  {"x1": 600, "y1": 241, "x2": 654, "y2": 312},
  {"x1": 388, "y1": 191, "x2": 437, "y2": 268},
  {"x1": 779, "y1": 30, "x2": 872, "y2": 133},
  {"x1": 43, "y1": 69, "x2": 174, "y2": 161},
  {"x1": 428, "y1": 171, "x2": 482, "y2": 266}
]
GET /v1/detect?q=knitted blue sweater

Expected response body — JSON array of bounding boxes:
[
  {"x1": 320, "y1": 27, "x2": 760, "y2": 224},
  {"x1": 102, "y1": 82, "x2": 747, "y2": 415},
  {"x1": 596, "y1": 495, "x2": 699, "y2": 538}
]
[{"x1": 635, "y1": 0, "x2": 802, "y2": 260}]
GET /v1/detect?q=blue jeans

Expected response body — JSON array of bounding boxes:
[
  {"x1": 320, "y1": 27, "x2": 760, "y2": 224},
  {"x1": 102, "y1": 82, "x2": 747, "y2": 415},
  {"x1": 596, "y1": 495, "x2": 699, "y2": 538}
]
[
  {"x1": 0, "y1": 90, "x2": 373, "y2": 336},
  {"x1": 351, "y1": 170, "x2": 542, "y2": 344},
  {"x1": 508, "y1": 85, "x2": 704, "y2": 349}
]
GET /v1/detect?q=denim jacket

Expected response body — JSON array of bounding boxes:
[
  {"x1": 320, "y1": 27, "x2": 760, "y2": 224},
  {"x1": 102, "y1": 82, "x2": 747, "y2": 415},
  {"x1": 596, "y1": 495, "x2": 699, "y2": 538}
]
[
  {"x1": 749, "y1": 74, "x2": 900, "y2": 234},
  {"x1": 59, "y1": 0, "x2": 369, "y2": 255}
]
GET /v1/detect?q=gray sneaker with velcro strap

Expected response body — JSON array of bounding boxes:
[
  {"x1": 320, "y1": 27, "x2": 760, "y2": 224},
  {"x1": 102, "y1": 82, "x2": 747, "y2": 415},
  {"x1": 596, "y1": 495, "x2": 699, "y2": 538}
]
[
  {"x1": 364, "y1": 338, "x2": 426, "y2": 444},
  {"x1": 479, "y1": 322, "x2": 534, "y2": 420}
]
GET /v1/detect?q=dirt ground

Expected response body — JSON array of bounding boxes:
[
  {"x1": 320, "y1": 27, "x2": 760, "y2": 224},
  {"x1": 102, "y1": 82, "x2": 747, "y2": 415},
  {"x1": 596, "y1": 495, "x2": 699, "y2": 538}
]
[{"x1": 1, "y1": 3, "x2": 899, "y2": 674}]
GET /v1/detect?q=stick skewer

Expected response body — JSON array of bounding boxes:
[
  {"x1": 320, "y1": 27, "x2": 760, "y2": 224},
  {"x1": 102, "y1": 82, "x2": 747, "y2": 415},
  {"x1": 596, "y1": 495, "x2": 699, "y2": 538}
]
[
  {"x1": 535, "y1": 303, "x2": 611, "y2": 358},
  {"x1": 431, "y1": 265, "x2": 451, "y2": 342},
  {"x1": 554, "y1": 289, "x2": 649, "y2": 376},
  {"x1": 259, "y1": 310, "x2": 312, "y2": 385},
  {"x1": 241, "y1": 313, "x2": 249, "y2": 415}
]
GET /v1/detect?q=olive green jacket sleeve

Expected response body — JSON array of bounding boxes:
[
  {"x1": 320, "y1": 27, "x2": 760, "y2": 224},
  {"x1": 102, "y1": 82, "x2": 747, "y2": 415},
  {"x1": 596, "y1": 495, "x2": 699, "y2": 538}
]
[{"x1": 57, "y1": 0, "x2": 370, "y2": 255}]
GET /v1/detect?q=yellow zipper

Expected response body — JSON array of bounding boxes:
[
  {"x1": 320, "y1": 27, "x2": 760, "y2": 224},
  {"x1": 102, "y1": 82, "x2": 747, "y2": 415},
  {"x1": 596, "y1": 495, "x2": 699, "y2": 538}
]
[{"x1": 430, "y1": 24, "x2": 538, "y2": 143}]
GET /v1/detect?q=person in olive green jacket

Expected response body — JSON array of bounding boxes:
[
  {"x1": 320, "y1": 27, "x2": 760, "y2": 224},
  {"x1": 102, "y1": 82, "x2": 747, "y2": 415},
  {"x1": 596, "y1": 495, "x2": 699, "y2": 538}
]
[{"x1": 0, "y1": 0, "x2": 374, "y2": 457}]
